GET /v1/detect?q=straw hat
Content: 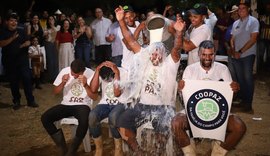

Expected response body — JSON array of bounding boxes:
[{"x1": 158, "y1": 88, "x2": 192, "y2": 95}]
[{"x1": 227, "y1": 5, "x2": 238, "y2": 13}]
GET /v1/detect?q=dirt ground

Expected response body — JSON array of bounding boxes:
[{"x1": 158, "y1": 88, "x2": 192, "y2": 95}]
[{"x1": 0, "y1": 70, "x2": 270, "y2": 156}]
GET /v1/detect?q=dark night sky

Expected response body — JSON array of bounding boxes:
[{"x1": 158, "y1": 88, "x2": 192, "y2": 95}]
[{"x1": 1, "y1": 0, "x2": 165, "y2": 17}]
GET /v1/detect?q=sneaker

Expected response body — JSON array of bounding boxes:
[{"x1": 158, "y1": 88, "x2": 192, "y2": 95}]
[{"x1": 27, "y1": 102, "x2": 39, "y2": 108}]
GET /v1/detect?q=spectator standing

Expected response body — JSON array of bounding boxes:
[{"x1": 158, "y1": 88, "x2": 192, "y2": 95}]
[
  {"x1": 40, "y1": 10, "x2": 49, "y2": 31},
  {"x1": 55, "y1": 19, "x2": 75, "y2": 71},
  {"x1": 183, "y1": 3, "x2": 212, "y2": 65},
  {"x1": 91, "y1": 7, "x2": 112, "y2": 65},
  {"x1": 73, "y1": 16, "x2": 92, "y2": 68},
  {"x1": 105, "y1": 21, "x2": 123, "y2": 67},
  {"x1": 0, "y1": 12, "x2": 38, "y2": 110},
  {"x1": 26, "y1": 13, "x2": 44, "y2": 45},
  {"x1": 230, "y1": 0, "x2": 259, "y2": 113},
  {"x1": 43, "y1": 15, "x2": 60, "y2": 82},
  {"x1": 120, "y1": 5, "x2": 143, "y2": 70},
  {"x1": 225, "y1": 5, "x2": 239, "y2": 82},
  {"x1": 258, "y1": 3, "x2": 270, "y2": 72},
  {"x1": 28, "y1": 36, "x2": 44, "y2": 89}
]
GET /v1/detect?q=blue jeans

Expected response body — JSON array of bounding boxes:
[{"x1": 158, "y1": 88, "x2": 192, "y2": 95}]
[
  {"x1": 89, "y1": 104, "x2": 125, "y2": 138},
  {"x1": 75, "y1": 43, "x2": 92, "y2": 68},
  {"x1": 232, "y1": 55, "x2": 255, "y2": 108},
  {"x1": 227, "y1": 56, "x2": 237, "y2": 81}
]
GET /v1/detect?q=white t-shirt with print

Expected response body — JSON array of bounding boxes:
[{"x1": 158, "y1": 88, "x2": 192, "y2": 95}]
[
  {"x1": 53, "y1": 67, "x2": 94, "y2": 106},
  {"x1": 182, "y1": 62, "x2": 232, "y2": 82},
  {"x1": 139, "y1": 54, "x2": 179, "y2": 106},
  {"x1": 98, "y1": 68, "x2": 127, "y2": 105}
]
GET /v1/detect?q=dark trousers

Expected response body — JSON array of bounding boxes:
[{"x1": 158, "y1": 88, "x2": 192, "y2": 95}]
[
  {"x1": 95, "y1": 45, "x2": 111, "y2": 65},
  {"x1": 41, "y1": 104, "x2": 90, "y2": 139},
  {"x1": 3, "y1": 60, "x2": 35, "y2": 104}
]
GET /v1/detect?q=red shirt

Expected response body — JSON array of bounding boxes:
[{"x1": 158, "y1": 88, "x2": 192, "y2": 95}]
[{"x1": 56, "y1": 31, "x2": 73, "y2": 43}]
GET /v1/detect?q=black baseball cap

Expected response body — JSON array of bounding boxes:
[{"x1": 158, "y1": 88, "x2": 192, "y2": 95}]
[
  {"x1": 123, "y1": 5, "x2": 134, "y2": 12},
  {"x1": 6, "y1": 12, "x2": 18, "y2": 20},
  {"x1": 188, "y1": 3, "x2": 208, "y2": 15}
]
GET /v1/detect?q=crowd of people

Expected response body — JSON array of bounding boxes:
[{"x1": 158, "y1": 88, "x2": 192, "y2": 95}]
[{"x1": 0, "y1": 0, "x2": 270, "y2": 155}]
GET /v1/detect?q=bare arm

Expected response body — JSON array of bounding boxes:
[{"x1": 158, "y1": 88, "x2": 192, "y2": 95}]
[
  {"x1": 85, "y1": 26, "x2": 92, "y2": 39},
  {"x1": 78, "y1": 74, "x2": 98, "y2": 100},
  {"x1": 115, "y1": 6, "x2": 141, "y2": 53},
  {"x1": 182, "y1": 39, "x2": 197, "y2": 52},
  {"x1": 170, "y1": 17, "x2": 185, "y2": 62},
  {"x1": 89, "y1": 64, "x2": 103, "y2": 94},
  {"x1": 134, "y1": 21, "x2": 145, "y2": 40},
  {"x1": 53, "y1": 74, "x2": 69, "y2": 94}
]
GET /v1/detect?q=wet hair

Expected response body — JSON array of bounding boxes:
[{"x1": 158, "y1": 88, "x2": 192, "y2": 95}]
[
  {"x1": 99, "y1": 66, "x2": 115, "y2": 82},
  {"x1": 198, "y1": 40, "x2": 215, "y2": 54},
  {"x1": 70, "y1": 59, "x2": 86, "y2": 74}
]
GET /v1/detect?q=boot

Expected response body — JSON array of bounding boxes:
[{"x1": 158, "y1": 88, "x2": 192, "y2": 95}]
[
  {"x1": 114, "y1": 138, "x2": 124, "y2": 156},
  {"x1": 211, "y1": 141, "x2": 228, "y2": 156},
  {"x1": 181, "y1": 144, "x2": 196, "y2": 156},
  {"x1": 94, "y1": 136, "x2": 103, "y2": 156},
  {"x1": 65, "y1": 136, "x2": 83, "y2": 156},
  {"x1": 50, "y1": 129, "x2": 67, "y2": 156}
]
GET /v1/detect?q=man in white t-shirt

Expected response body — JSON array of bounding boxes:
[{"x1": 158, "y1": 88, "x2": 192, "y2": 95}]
[
  {"x1": 114, "y1": 6, "x2": 185, "y2": 155},
  {"x1": 88, "y1": 61, "x2": 127, "y2": 156},
  {"x1": 183, "y1": 3, "x2": 212, "y2": 65},
  {"x1": 119, "y1": 5, "x2": 143, "y2": 70},
  {"x1": 41, "y1": 59, "x2": 98, "y2": 156},
  {"x1": 171, "y1": 40, "x2": 246, "y2": 156}
]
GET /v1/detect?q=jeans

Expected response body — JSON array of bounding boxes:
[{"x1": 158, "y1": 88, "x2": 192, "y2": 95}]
[
  {"x1": 75, "y1": 43, "x2": 92, "y2": 68},
  {"x1": 232, "y1": 55, "x2": 255, "y2": 108},
  {"x1": 41, "y1": 104, "x2": 90, "y2": 139},
  {"x1": 89, "y1": 104, "x2": 125, "y2": 139},
  {"x1": 227, "y1": 56, "x2": 237, "y2": 81}
]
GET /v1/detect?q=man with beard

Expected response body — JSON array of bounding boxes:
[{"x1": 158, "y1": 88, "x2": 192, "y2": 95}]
[
  {"x1": 171, "y1": 40, "x2": 246, "y2": 156},
  {"x1": 114, "y1": 6, "x2": 185, "y2": 155}
]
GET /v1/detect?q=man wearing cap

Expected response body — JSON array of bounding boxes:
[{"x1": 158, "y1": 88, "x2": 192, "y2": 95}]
[
  {"x1": 0, "y1": 12, "x2": 38, "y2": 110},
  {"x1": 120, "y1": 5, "x2": 143, "y2": 70},
  {"x1": 230, "y1": 0, "x2": 259, "y2": 113},
  {"x1": 183, "y1": 3, "x2": 212, "y2": 65},
  {"x1": 225, "y1": 5, "x2": 239, "y2": 82}
]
